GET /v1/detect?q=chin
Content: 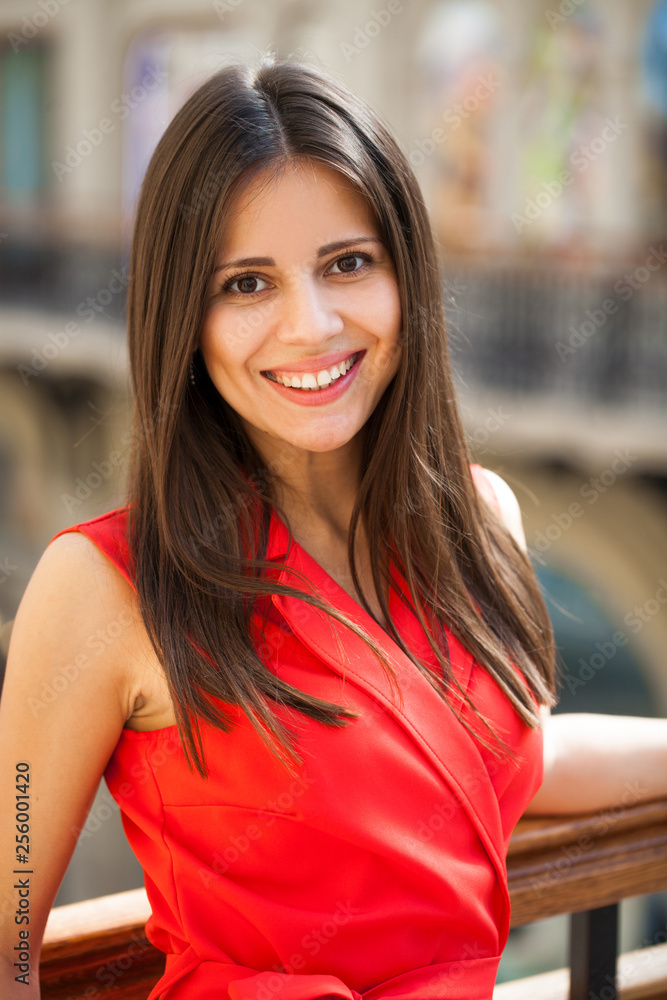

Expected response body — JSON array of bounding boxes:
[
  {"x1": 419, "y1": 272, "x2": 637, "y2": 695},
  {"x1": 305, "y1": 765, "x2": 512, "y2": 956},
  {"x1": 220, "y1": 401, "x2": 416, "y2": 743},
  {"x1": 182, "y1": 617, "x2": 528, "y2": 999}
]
[{"x1": 278, "y1": 426, "x2": 362, "y2": 454}]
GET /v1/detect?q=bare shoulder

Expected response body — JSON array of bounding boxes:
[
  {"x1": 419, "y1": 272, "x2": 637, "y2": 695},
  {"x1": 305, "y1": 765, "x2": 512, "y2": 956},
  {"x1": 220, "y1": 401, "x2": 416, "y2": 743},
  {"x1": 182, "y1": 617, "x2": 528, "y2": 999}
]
[
  {"x1": 474, "y1": 467, "x2": 528, "y2": 553},
  {"x1": 33, "y1": 531, "x2": 176, "y2": 731},
  {"x1": 28, "y1": 528, "x2": 140, "y2": 630},
  {"x1": 39, "y1": 526, "x2": 133, "y2": 586},
  {"x1": 12, "y1": 530, "x2": 144, "y2": 721}
]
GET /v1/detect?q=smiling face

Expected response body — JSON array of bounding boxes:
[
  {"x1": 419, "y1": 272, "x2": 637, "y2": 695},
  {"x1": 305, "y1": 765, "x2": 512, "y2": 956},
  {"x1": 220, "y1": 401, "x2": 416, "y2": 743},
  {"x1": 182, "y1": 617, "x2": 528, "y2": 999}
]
[{"x1": 198, "y1": 159, "x2": 403, "y2": 466}]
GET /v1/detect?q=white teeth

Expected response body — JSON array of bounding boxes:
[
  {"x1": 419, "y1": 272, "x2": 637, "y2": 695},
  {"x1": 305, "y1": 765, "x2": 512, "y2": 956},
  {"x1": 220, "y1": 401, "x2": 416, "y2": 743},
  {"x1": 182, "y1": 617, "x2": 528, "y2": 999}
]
[{"x1": 269, "y1": 352, "x2": 358, "y2": 390}]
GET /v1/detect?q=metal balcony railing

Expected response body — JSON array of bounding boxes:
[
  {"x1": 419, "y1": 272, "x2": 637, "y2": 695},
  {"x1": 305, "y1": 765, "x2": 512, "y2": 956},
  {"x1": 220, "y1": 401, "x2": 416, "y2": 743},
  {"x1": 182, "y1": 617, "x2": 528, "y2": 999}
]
[{"x1": 443, "y1": 250, "x2": 667, "y2": 417}]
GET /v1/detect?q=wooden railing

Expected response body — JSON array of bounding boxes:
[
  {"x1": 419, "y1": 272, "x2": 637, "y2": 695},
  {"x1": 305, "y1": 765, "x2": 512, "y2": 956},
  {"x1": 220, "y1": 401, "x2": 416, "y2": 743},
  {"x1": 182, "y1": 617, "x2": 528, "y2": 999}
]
[
  {"x1": 38, "y1": 797, "x2": 667, "y2": 1000},
  {"x1": 498, "y1": 796, "x2": 667, "y2": 999}
]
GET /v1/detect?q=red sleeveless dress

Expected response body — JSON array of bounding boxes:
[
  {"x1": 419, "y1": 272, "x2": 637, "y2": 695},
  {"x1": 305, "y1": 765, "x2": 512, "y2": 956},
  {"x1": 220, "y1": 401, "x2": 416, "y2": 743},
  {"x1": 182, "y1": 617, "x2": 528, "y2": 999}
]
[{"x1": 49, "y1": 464, "x2": 543, "y2": 1000}]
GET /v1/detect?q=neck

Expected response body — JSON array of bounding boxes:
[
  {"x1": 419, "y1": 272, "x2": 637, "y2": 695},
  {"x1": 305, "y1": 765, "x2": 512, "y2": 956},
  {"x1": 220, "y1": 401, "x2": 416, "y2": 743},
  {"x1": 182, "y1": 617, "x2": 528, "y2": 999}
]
[{"x1": 246, "y1": 428, "x2": 365, "y2": 541}]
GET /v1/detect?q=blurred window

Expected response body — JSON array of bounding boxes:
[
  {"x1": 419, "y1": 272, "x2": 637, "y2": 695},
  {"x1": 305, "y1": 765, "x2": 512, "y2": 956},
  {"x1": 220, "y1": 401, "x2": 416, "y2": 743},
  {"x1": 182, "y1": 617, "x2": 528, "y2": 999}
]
[
  {"x1": 121, "y1": 34, "x2": 172, "y2": 232},
  {"x1": 0, "y1": 45, "x2": 48, "y2": 207},
  {"x1": 121, "y1": 30, "x2": 250, "y2": 236},
  {"x1": 639, "y1": 0, "x2": 667, "y2": 238},
  {"x1": 513, "y1": 3, "x2": 607, "y2": 250},
  {"x1": 413, "y1": 0, "x2": 503, "y2": 250},
  {"x1": 413, "y1": 1, "x2": 620, "y2": 252}
]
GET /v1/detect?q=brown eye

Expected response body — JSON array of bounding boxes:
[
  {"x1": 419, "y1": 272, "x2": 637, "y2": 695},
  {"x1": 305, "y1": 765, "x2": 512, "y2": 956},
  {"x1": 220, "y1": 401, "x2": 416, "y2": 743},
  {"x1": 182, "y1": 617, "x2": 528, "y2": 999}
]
[
  {"x1": 221, "y1": 274, "x2": 270, "y2": 296},
  {"x1": 238, "y1": 276, "x2": 259, "y2": 293},
  {"x1": 329, "y1": 252, "x2": 373, "y2": 276},
  {"x1": 339, "y1": 255, "x2": 360, "y2": 272}
]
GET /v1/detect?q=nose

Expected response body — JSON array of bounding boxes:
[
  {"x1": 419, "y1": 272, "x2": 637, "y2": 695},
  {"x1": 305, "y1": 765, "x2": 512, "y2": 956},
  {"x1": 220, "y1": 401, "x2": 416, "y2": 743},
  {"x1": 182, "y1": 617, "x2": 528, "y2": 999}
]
[{"x1": 273, "y1": 272, "x2": 344, "y2": 347}]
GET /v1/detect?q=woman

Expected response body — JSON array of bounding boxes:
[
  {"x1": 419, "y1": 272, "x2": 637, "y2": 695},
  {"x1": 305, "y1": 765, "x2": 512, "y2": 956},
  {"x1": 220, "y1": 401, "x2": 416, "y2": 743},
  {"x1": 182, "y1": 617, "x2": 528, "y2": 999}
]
[{"x1": 1, "y1": 56, "x2": 666, "y2": 1000}]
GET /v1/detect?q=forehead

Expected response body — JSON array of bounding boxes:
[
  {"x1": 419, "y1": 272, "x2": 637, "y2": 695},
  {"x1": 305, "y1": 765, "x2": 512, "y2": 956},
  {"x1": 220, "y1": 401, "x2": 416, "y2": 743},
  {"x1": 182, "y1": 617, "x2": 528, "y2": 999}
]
[{"x1": 218, "y1": 160, "x2": 379, "y2": 257}]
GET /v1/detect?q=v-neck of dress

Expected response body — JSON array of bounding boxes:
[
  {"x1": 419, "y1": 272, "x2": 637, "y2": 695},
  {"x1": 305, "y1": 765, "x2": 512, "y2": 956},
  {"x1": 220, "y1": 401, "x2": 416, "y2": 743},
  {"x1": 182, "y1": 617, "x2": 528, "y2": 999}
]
[
  {"x1": 267, "y1": 504, "x2": 481, "y2": 721},
  {"x1": 266, "y1": 505, "x2": 451, "y2": 673},
  {"x1": 272, "y1": 507, "x2": 400, "y2": 628}
]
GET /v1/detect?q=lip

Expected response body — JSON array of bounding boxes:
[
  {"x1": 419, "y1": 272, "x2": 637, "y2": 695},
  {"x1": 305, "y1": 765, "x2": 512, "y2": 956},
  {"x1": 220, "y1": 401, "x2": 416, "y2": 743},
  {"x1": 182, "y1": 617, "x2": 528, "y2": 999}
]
[
  {"x1": 261, "y1": 350, "x2": 365, "y2": 406},
  {"x1": 260, "y1": 349, "x2": 360, "y2": 376}
]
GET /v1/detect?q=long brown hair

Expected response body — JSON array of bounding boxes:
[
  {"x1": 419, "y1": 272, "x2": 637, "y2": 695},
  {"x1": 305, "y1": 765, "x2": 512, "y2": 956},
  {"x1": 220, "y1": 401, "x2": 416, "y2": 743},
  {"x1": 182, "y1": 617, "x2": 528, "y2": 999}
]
[{"x1": 125, "y1": 54, "x2": 558, "y2": 778}]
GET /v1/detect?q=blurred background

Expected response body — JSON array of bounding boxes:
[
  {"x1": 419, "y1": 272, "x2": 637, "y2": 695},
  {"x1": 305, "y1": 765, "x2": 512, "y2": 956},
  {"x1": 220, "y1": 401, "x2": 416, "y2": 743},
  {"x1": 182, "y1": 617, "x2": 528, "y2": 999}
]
[{"x1": 0, "y1": 0, "x2": 666, "y2": 984}]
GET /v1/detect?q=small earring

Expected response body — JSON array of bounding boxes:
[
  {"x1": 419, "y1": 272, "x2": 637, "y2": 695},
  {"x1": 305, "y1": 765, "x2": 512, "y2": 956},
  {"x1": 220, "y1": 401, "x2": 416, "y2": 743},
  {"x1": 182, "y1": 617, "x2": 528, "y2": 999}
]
[{"x1": 189, "y1": 357, "x2": 196, "y2": 385}]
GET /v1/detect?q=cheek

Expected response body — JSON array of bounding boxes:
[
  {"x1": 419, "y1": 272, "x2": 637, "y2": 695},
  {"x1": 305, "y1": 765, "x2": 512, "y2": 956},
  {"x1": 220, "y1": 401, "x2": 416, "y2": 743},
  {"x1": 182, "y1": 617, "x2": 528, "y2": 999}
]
[
  {"x1": 199, "y1": 310, "x2": 263, "y2": 375},
  {"x1": 373, "y1": 287, "x2": 403, "y2": 374},
  {"x1": 350, "y1": 279, "x2": 402, "y2": 340},
  {"x1": 374, "y1": 340, "x2": 402, "y2": 387}
]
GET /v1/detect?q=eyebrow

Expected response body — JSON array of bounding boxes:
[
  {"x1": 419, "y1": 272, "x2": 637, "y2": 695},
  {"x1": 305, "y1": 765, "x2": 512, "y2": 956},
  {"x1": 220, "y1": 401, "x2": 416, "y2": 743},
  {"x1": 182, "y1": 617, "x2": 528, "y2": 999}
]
[{"x1": 212, "y1": 236, "x2": 385, "y2": 274}]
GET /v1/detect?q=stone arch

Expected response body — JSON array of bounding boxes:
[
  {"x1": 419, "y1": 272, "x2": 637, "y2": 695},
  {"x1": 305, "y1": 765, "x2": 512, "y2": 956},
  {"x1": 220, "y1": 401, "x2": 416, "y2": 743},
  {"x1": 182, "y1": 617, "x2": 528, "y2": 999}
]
[{"x1": 517, "y1": 462, "x2": 667, "y2": 712}]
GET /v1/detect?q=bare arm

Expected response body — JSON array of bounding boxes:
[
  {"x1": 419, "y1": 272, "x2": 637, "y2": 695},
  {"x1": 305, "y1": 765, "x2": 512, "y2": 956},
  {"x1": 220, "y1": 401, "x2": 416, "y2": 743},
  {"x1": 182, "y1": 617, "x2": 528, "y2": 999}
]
[
  {"x1": 524, "y1": 706, "x2": 667, "y2": 814},
  {"x1": 0, "y1": 532, "x2": 138, "y2": 997},
  {"x1": 476, "y1": 468, "x2": 667, "y2": 816}
]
